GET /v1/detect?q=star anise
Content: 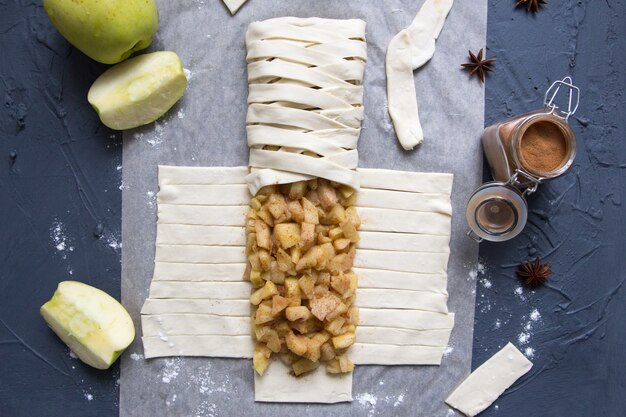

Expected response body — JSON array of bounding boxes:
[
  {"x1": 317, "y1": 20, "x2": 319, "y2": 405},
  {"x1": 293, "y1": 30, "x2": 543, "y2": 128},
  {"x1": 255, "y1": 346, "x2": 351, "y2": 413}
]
[
  {"x1": 516, "y1": 257, "x2": 552, "y2": 287},
  {"x1": 515, "y1": 0, "x2": 547, "y2": 14},
  {"x1": 461, "y1": 49, "x2": 495, "y2": 83}
]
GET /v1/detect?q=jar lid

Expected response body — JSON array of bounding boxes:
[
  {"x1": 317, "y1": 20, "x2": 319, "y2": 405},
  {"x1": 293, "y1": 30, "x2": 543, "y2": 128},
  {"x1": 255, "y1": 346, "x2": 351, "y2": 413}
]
[{"x1": 466, "y1": 182, "x2": 528, "y2": 242}]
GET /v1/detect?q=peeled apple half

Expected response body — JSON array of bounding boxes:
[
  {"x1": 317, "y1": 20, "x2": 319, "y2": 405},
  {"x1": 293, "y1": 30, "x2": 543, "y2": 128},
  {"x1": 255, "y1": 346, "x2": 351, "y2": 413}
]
[
  {"x1": 88, "y1": 51, "x2": 187, "y2": 130},
  {"x1": 40, "y1": 281, "x2": 135, "y2": 370}
]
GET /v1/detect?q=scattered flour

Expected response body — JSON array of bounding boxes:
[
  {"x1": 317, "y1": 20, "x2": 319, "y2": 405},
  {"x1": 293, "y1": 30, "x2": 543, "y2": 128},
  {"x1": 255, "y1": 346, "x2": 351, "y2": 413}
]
[
  {"x1": 84, "y1": 392, "x2": 93, "y2": 401},
  {"x1": 102, "y1": 232, "x2": 122, "y2": 251},
  {"x1": 177, "y1": 109, "x2": 185, "y2": 119},
  {"x1": 183, "y1": 68, "x2": 193, "y2": 81},
  {"x1": 69, "y1": 350, "x2": 77, "y2": 359},
  {"x1": 515, "y1": 308, "x2": 542, "y2": 359},
  {"x1": 480, "y1": 278, "x2": 492, "y2": 289},
  {"x1": 494, "y1": 319, "x2": 501, "y2": 329},
  {"x1": 355, "y1": 393, "x2": 378, "y2": 416},
  {"x1": 382, "y1": 103, "x2": 395, "y2": 133},
  {"x1": 394, "y1": 393, "x2": 405, "y2": 407},
  {"x1": 161, "y1": 358, "x2": 181, "y2": 384},
  {"x1": 147, "y1": 190, "x2": 157, "y2": 208},
  {"x1": 130, "y1": 352, "x2": 144, "y2": 361},
  {"x1": 166, "y1": 394, "x2": 178, "y2": 407},
  {"x1": 530, "y1": 309, "x2": 541, "y2": 322},
  {"x1": 518, "y1": 332, "x2": 530, "y2": 345},
  {"x1": 51, "y1": 221, "x2": 68, "y2": 252},
  {"x1": 356, "y1": 392, "x2": 377, "y2": 407},
  {"x1": 443, "y1": 346, "x2": 454, "y2": 357},
  {"x1": 134, "y1": 119, "x2": 167, "y2": 147},
  {"x1": 194, "y1": 401, "x2": 216, "y2": 417},
  {"x1": 190, "y1": 363, "x2": 230, "y2": 395}
]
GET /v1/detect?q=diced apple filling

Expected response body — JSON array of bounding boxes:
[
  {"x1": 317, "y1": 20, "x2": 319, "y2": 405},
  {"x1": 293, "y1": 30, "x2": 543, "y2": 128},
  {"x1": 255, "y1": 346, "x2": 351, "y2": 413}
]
[{"x1": 245, "y1": 179, "x2": 359, "y2": 376}]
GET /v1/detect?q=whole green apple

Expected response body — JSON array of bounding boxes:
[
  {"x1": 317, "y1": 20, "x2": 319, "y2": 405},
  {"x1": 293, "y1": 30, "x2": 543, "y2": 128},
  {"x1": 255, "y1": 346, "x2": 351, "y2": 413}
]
[{"x1": 43, "y1": 0, "x2": 158, "y2": 64}]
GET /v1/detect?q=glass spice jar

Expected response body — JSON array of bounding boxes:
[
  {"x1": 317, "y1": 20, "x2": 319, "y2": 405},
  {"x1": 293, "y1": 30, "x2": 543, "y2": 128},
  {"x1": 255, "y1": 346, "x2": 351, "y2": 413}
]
[{"x1": 466, "y1": 77, "x2": 580, "y2": 242}]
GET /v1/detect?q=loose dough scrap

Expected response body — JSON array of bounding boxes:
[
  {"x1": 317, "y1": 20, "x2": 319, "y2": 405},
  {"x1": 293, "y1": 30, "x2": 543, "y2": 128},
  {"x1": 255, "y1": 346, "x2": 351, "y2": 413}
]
[
  {"x1": 445, "y1": 343, "x2": 533, "y2": 416},
  {"x1": 222, "y1": 0, "x2": 248, "y2": 15},
  {"x1": 244, "y1": 17, "x2": 367, "y2": 195},
  {"x1": 140, "y1": 166, "x2": 456, "y2": 403},
  {"x1": 386, "y1": 0, "x2": 454, "y2": 150}
]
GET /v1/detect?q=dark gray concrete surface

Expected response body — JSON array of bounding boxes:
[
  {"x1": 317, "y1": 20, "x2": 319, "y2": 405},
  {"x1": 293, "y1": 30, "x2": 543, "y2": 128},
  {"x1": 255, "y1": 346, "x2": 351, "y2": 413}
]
[
  {"x1": 1, "y1": 0, "x2": 624, "y2": 416},
  {"x1": 476, "y1": 1, "x2": 625, "y2": 417}
]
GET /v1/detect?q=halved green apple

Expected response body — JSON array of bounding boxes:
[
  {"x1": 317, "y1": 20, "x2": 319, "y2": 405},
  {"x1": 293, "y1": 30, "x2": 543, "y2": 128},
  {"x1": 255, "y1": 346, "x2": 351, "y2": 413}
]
[
  {"x1": 40, "y1": 281, "x2": 135, "y2": 370},
  {"x1": 88, "y1": 51, "x2": 187, "y2": 130}
]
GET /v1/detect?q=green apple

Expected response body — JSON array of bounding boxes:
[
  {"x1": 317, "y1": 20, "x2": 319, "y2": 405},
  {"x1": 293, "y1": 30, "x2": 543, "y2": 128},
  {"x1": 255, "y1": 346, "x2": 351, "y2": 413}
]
[
  {"x1": 88, "y1": 51, "x2": 187, "y2": 130},
  {"x1": 43, "y1": 0, "x2": 158, "y2": 64},
  {"x1": 40, "y1": 281, "x2": 135, "y2": 370}
]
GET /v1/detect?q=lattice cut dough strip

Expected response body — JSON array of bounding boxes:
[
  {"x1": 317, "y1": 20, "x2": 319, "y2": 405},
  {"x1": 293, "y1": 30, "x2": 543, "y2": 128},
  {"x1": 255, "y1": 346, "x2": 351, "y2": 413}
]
[
  {"x1": 154, "y1": 245, "x2": 246, "y2": 264},
  {"x1": 143, "y1": 335, "x2": 253, "y2": 359},
  {"x1": 142, "y1": 314, "x2": 251, "y2": 337},
  {"x1": 157, "y1": 184, "x2": 251, "y2": 205},
  {"x1": 354, "y1": 249, "x2": 449, "y2": 275},
  {"x1": 357, "y1": 188, "x2": 452, "y2": 214},
  {"x1": 357, "y1": 231, "x2": 450, "y2": 253},
  {"x1": 355, "y1": 268, "x2": 448, "y2": 293},
  {"x1": 158, "y1": 166, "x2": 248, "y2": 186},
  {"x1": 356, "y1": 327, "x2": 452, "y2": 347},
  {"x1": 157, "y1": 205, "x2": 248, "y2": 226},
  {"x1": 359, "y1": 208, "x2": 451, "y2": 236},
  {"x1": 246, "y1": 17, "x2": 367, "y2": 44},
  {"x1": 156, "y1": 225, "x2": 246, "y2": 246},
  {"x1": 248, "y1": 148, "x2": 360, "y2": 192},
  {"x1": 351, "y1": 344, "x2": 447, "y2": 365},
  {"x1": 148, "y1": 282, "x2": 250, "y2": 300},
  {"x1": 152, "y1": 262, "x2": 246, "y2": 282},
  {"x1": 141, "y1": 299, "x2": 250, "y2": 316},
  {"x1": 359, "y1": 168, "x2": 454, "y2": 194}
]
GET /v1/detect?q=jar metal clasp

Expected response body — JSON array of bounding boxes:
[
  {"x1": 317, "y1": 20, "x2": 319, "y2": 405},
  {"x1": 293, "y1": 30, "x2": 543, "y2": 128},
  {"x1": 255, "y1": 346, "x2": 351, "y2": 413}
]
[
  {"x1": 507, "y1": 169, "x2": 541, "y2": 196},
  {"x1": 543, "y1": 76, "x2": 580, "y2": 121}
]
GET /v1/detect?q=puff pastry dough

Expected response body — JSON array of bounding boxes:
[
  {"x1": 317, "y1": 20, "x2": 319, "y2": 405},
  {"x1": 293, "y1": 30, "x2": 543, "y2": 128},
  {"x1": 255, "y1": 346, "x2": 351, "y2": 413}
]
[
  {"x1": 446, "y1": 343, "x2": 533, "y2": 416},
  {"x1": 222, "y1": 0, "x2": 248, "y2": 15},
  {"x1": 141, "y1": 166, "x2": 455, "y2": 403},
  {"x1": 386, "y1": 0, "x2": 454, "y2": 150},
  {"x1": 244, "y1": 17, "x2": 367, "y2": 195}
]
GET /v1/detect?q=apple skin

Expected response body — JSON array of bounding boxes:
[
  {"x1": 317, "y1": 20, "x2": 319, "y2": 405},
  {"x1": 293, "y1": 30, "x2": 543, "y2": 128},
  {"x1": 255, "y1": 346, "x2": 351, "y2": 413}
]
[{"x1": 43, "y1": 0, "x2": 158, "y2": 64}]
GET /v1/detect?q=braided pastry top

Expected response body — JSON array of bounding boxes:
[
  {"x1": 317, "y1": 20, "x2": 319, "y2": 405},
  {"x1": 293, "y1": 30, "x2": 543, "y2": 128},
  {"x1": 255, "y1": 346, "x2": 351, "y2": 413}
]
[{"x1": 245, "y1": 17, "x2": 367, "y2": 195}]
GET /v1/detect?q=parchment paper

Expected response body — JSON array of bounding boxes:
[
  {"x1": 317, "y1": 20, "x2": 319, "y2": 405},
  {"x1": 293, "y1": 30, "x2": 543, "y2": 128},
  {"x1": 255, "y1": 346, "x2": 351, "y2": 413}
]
[{"x1": 121, "y1": 1, "x2": 486, "y2": 416}]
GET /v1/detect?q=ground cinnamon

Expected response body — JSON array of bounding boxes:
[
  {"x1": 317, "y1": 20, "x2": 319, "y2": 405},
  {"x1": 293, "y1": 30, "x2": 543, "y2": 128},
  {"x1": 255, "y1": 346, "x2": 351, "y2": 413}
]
[{"x1": 520, "y1": 120, "x2": 567, "y2": 173}]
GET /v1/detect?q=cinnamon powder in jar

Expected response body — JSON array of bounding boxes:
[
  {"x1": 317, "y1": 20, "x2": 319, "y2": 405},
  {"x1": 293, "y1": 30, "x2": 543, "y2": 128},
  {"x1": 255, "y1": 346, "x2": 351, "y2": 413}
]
[{"x1": 519, "y1": 120, "x2": 568, "y2": 173}]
